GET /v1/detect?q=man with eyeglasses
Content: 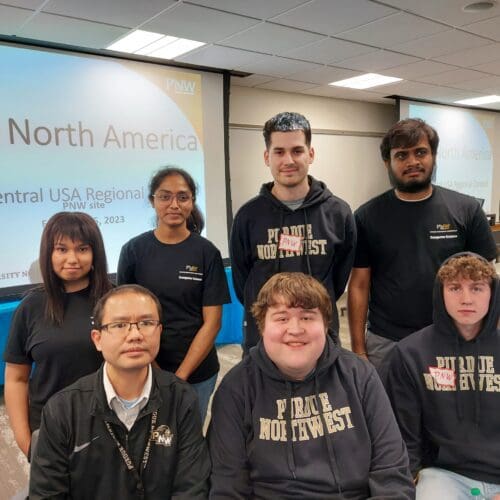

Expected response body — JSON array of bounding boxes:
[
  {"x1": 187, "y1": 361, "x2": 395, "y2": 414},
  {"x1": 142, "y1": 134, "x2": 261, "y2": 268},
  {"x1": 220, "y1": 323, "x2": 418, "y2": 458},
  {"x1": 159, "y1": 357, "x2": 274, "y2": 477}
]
[{"x1": 29, "y1": 284, "x2": 210, "y2": 500}]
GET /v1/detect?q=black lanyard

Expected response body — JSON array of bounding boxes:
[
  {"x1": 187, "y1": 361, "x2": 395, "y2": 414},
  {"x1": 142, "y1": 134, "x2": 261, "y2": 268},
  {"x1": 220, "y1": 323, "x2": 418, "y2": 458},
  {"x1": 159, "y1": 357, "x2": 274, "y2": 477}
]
[{"x1": 104, "y1": 410, "x2": 158, "y2": 490}]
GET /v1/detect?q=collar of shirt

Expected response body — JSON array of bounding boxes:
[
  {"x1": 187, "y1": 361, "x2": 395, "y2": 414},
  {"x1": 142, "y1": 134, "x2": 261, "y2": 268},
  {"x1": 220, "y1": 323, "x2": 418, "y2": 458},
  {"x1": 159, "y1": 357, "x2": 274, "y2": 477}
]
[{"x1": 103, "y1": 363, "x2": 152, "y2": 430}]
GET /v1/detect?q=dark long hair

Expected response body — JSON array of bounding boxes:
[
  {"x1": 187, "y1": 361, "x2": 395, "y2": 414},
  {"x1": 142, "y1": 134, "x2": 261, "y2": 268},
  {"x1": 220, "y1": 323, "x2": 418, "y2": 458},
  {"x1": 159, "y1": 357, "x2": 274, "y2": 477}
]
[
  {"x1": 148, "y1": 166, "x2": 205, "y2": 233},
  {"x1": 39, "y1": 212, "x2": 112, "y2": 325}
]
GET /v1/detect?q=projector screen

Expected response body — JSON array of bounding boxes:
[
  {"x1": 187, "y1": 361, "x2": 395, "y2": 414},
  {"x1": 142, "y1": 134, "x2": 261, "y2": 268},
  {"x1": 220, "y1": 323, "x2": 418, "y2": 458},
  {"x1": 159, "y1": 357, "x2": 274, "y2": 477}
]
[
  {"x1": 0, "y1": 42, "x2": 228, "y2": 296},
  {"x1": 399, "y1": 99, "x2": 500, "y2": 214}
]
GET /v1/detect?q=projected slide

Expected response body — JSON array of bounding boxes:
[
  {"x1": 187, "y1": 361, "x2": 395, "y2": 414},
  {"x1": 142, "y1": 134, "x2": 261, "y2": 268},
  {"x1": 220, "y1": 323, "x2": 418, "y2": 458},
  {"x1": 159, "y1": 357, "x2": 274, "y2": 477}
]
[
  {"x1": 402, "y1": 101, "x2": 495, "y2": 212},
  {"x1": 0, "y1": 43, "x2": 215, "y2": 291}
]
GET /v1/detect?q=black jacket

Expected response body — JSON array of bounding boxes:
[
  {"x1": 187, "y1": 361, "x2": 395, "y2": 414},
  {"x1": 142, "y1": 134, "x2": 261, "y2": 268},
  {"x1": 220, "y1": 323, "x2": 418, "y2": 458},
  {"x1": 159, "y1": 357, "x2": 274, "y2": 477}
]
[
  {"x1": 384, "y1": 253, "x2": 500, "y2": 483},
  {"x1": 208, "y1": 338, "x2": 414, "y2": 499},
  {"x1": 230, "y1": 176, "x2": 356, "y2": 352},
  {"x1": 29, "y1": 366, "x2": 210, "y2": 499}
]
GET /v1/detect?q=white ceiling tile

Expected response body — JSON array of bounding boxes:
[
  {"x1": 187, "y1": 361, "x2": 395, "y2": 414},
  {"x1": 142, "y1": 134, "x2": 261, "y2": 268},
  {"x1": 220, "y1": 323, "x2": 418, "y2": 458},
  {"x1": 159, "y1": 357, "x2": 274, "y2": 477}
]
[
  {"x1": 19, "y1": 12, "x2": 128, "y2": 48},
  {"x1": 472, "y1": 60, "x2": 500, "y2": 76},
  {"x1": 176, "y1": 45, "x2": 265, "y2": 69},
  {"x1": 387, "y1": 60, "x2": 456, "y2": 79},
  {"x1": 256, "y1": 79, "x2": 320, "y2": 92},
  {"x1": 272, "y1": 0, "x2": 396, "y2": 36},
  {"x1": 0, "y1": 1, "x2": 43, "y2": 8},
  {"x1": 142, "y1": 3, "x2": 259, "y2": 43},
  {"x1": 447, "y1": 75, "x2": 500, "y2": 91},
  {"x1": 338, "y1": 12, "x2": 446, "y2": 48},
  {"x1": 283, "y1": 37, "x2": 376, "y2": 65},
  {"x1": 367, "y1": 80, "x2": 440, "y2": 96},
  {"x1": 434, "y1": 42, "x2": 500, "y2": 67},
  {"x1": 0, "y1": 4, "x2": 34, "y2": 34},
  {"x1": 392, "y1": 29, "x2": 492, "y2": 58},
  {"x1": 463, "y1": 15, "x2": 500, "y2": 42},
  {"x1": 184, "y1": 0, "x2": 310, "y2": 20},
  {"x1": 287, "y1": 65, "x2": 361, "y2": 85},
  {"x1": 338, "y1": 50, "x2": 419, "y2": 72},
  {"x1": 417, "y1": 68, "x2": 489, "y2": 85},
  {"x1": 42, "y1": 0, "x2": 176, "y2": 28},
  {"x1": 301, "y1": 85, "x2": 392, "y2": 103},
  {"x1": 236, "y1": 56, "x2": 322, "y2": 78},
  {"x1": 220, "y1": 22, "x2": 324, "y2": 55},
  {"x1": 231, "y1": 74, "x2": 276, "y2": 87},
  {"x1": 380, "y1": 0, "x2": 500, "y2": 27}
]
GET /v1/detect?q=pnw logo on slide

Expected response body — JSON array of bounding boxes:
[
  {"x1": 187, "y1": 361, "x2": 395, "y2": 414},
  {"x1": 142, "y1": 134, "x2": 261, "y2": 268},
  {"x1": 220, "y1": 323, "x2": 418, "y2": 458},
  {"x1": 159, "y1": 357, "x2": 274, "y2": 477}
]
[{"x1": 166, "y1": 77, "x2": 196, "y2": 95}]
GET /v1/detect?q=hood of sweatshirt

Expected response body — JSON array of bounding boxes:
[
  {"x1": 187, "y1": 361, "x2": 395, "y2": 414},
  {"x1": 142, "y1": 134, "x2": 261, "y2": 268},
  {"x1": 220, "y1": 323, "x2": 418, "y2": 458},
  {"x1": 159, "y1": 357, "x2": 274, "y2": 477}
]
[
  {"x1": 432, "y1": 252, "x2": 499, "y2": 341},
  {"x1": 431, "y1": 251, "x2": 499, "y2": 425},
  {"x1": 260, "y1": 175, "x2": 333, "y2": 211}
]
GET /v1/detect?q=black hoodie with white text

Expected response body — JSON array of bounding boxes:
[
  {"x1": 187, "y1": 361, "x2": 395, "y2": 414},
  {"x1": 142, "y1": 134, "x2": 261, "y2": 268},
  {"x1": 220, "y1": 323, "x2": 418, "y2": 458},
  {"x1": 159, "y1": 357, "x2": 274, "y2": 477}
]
[
  {"x1": 230, "y1": 176, "x2": 356, "y2": 352},
  {"x1": 384, "y1": 253, "x2": 500, "y2": 483},
  {"x1": 208, "y1": 337, "x2": 414, "y2": 499}
]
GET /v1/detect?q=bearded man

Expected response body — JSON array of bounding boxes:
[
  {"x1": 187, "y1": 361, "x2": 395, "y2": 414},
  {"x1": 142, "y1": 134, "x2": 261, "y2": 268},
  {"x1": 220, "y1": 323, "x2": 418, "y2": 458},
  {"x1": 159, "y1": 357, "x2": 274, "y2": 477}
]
[{"x1": 347, "y1": 118, "x2": 496, "y2": 371}]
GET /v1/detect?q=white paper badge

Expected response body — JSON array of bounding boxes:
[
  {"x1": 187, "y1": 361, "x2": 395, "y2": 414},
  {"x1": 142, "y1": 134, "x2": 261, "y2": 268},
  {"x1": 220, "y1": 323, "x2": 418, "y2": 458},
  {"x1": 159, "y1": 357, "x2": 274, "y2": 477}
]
[
  {"x1": 429, "y1": 366, "x2": 456, "y2": 387},
  {"x1": 278, "y1": 233, "x2": 302, "y2": 252}
]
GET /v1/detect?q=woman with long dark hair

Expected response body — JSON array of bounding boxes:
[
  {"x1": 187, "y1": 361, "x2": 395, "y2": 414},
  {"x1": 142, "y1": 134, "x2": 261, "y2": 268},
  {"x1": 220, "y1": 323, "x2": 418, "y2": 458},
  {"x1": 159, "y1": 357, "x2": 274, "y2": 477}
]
[
  {"x1": 3, "y1": 212, "x2": 112, "y2": 457},
  {"x1": 117, "y1": 167, "x2": 230, "y2": 421}
]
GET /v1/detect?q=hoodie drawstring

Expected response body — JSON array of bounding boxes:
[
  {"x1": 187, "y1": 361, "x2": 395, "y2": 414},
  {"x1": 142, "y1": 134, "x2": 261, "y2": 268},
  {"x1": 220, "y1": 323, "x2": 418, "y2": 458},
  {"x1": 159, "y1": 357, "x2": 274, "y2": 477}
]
[
  {"x1": 315, "y1": 375, "x2": 344, "y2": 498},
  {"x1": 284, "y1": 381, "x2": 297, "y2": 479}
]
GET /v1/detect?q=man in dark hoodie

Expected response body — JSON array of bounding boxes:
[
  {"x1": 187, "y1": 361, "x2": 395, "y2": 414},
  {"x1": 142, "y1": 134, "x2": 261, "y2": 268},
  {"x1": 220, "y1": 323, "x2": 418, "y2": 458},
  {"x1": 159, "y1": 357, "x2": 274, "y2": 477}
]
[
  {"x1": 230, "y1": 111, "x2": 356, "y2": 354},
  {"x1": 208, "y1": 272, "x2": 415, "y2": 499},
  {"x1": 384, "y1": 253, "x2": 500, "y2": 499}
]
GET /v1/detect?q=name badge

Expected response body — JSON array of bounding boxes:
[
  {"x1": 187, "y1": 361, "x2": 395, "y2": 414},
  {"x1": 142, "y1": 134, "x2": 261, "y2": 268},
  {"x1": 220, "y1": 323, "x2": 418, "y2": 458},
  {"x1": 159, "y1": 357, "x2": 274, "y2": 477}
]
[
  {"x1": 278, "y1": 233, "x2": 302, "y2": 252},
  {"x1": 429, "y1": 366, "x2": 456, "y2": 387}
]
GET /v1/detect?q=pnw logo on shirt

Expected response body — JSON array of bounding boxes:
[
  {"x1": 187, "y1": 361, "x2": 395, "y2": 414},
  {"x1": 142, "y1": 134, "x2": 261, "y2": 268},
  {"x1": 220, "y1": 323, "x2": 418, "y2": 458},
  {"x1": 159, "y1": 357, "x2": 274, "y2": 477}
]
[
  {"x1": 151, "y1": 425, "x2": 173, "y2": 447},
  {"x1": 178, "y1": 265, "x2": 203, "y2": 282},
  {"x1": 423, "y1": 355, "x2": 500, "y2": 392},
  {"x1": 259, "y1": 392, "x2": 353, "y2": 442},
  {"x1": 256, "y1": 223, "x2": 327, "y2": 261},
  {"x1": 429, "y1": 222, "x2": 458, "y2": 241}
]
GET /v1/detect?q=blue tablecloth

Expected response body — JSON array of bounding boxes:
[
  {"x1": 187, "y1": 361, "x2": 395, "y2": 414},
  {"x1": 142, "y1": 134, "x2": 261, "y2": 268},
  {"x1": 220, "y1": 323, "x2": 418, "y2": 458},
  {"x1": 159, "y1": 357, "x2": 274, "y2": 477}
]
[{"x1": 0, "y1": 269, "x2": 243, "y2": 385}]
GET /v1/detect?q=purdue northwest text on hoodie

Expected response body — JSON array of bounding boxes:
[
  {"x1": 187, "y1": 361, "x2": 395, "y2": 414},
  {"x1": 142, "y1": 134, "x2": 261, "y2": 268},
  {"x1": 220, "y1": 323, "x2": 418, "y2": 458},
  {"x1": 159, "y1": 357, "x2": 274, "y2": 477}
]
[
  {"x1": 208, "y1": 338, "x2": 415, "y2": 499},
  {"x1": 384, "y1": 253, "x2": 500, "y2": 483},
  {"x1": 230, "y1": 176, "x2": 356, "y2": 352}
]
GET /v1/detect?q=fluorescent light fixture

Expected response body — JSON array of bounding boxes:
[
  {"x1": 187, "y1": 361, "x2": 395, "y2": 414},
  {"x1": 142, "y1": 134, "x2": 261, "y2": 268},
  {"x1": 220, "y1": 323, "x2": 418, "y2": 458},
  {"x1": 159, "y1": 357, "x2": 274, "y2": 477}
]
[
  {"x1": 134, "y1": 36, "x2": 178, "y2": 56},
  {"x1": 149, "y1": 39, "x2": 205, "y2": 59},
  {"x1": 329, "y1": 73, "x2": 402, "y2": 89},
  {"x1": 106, "y1": 30, "x2": 205, "y2": 59},
  {"x1": 107, "y1": 30, "x2": 164, "y2": 53},
  {"x1": 455, "y1": 95, "x2": 500, "y2": 105}
]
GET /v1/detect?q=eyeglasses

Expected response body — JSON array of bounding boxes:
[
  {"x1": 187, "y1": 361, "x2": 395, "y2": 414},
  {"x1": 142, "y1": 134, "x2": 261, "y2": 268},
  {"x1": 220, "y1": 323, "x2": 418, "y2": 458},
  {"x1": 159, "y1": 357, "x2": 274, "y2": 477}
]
[
  {"x1": 152, "y1": 192, "x2": 192, "y2": 204},
  {"x1": 98, "y1": 320, "x2": 161, "y2": 335}
]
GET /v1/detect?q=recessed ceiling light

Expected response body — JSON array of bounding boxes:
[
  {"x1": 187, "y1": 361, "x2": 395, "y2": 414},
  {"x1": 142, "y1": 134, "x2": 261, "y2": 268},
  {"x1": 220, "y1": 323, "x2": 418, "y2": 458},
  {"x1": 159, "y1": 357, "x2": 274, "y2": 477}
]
[
  {"x1": 329, "y1": 73, "x2": 402, "y2": 90},
  {"x1": 106, "y1": 30, "x2": 205, "y2": 59},
  {"x1": 455, "y1": 95, "x2": 500, "y2": 105},
  {"x1": 107, "y1": 30, "x2": 164, "y2": 53},
  {"x1": 462, "y1": 1, "x2": 496, "y2": 12}
]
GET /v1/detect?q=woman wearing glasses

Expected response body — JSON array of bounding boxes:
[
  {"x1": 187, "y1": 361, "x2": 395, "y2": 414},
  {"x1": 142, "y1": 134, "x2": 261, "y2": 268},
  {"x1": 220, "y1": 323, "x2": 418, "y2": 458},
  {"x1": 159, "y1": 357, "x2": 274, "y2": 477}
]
[
  {"x1": 3, "y1": 212, "x2": 112, "y2": 458},
  {"x1": 117, "y1": 167, "x2": 230, "y2": 421}
]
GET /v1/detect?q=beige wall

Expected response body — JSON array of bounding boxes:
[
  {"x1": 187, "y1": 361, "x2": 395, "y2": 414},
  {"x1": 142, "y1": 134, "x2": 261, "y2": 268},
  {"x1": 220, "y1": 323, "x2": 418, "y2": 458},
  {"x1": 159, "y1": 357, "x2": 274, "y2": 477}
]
[{"x1": 228, "y1": 86, "x2": 397, "y2": 215}]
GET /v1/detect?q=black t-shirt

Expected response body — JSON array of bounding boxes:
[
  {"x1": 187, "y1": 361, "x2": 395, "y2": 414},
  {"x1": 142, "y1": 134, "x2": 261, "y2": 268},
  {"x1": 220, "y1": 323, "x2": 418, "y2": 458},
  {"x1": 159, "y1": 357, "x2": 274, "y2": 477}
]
[
  {"x1": 3, "y1": 287, "x2": 102, "y2": 430},
  {"x1": 117, "y1": 231, "x2": 231, "y2": 383},
  {"x1": 354, "y1": 187, "x2": 497, "y2": 341}
]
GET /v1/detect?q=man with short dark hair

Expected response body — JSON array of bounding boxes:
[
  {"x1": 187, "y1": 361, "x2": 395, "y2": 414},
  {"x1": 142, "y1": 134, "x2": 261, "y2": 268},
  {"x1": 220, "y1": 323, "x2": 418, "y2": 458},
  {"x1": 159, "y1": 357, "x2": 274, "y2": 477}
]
[
  {"x1": 348, "y1": 118, "x2": 497, "y2": 370},
  {"x1": 231, "y1": 111, "x2": 356, "y2": 353},
  {"x1": 384, "y1": 253, "x2": 500, "y2": 498},
  {"x1": 30, "y1": 284, "x2": 210, "y2": 500}
]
